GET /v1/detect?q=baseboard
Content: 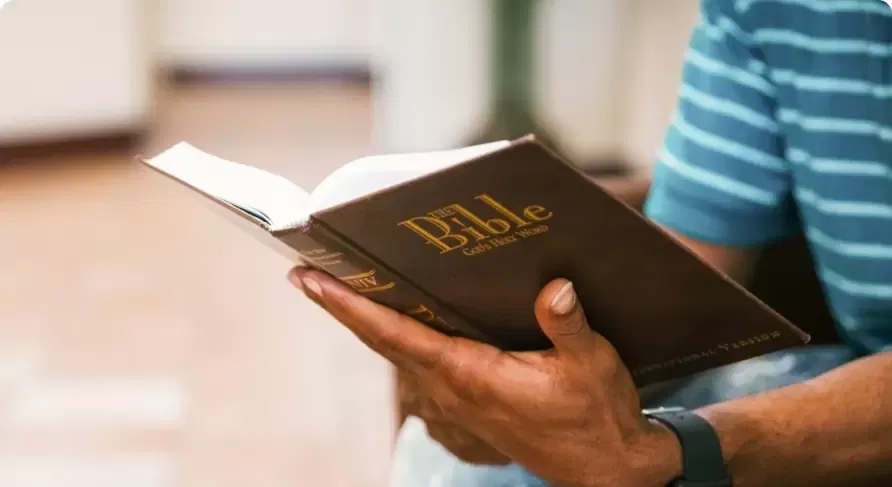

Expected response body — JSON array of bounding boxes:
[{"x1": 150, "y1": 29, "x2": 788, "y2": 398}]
[
  {"x1": 165, "y1": 63, "x2": 374, "y2": 86},
  {"x1": 0, "y1": 128, "x2": 148, "y2": 163}
]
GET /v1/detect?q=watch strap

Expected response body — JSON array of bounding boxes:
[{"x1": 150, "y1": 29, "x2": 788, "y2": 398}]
[{"x1": 644, "y1": 408, "x2": 731, "y2": 487}]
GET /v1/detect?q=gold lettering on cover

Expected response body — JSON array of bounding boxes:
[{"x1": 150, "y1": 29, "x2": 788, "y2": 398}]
[
  {"x1": 521, "y1": 204, "x2": 553, "y2": 222},
  {"x1": 475, "y1": 193, "x2": 541, "y2": 227},
  {"x1": 456, "y1": 223, "x2": 489, "y2": 242},
  {"x1": 340, "y1": 269, "x2": 396, "y2": 293},
  {"x1": 514, "y1": 225, "x2": 548, "y2": 239},
  {"x1": 301, "y1": 248, "x2": 344, "y2": 267},
  {"x1": 399, "y1": 193, "x2": 554, "y2": 256},
  {"x1": 407, "y1": 304, "x2": 437, "y2": 323},
  {"x1": 450, "y1": 204, "x2": 512, "y2": 236},
  {"x1": 716, "y1": 330, "x2": 782, "y2": 352},
  {"x1": 630, "y1": 330, "x2": 783, "y2": 378},
  {"x1": 398, "y1": 217, "x2": 470, "y2": 253},
  {"x1": 406, "y1": 305, "x2": 455, "y2": 332},
  {"x1": 297, "y1": 248, "x2": 345, "y2": 267},
  {"x1": 428, "y1": 207, "x2": 457, "y2": 219}
]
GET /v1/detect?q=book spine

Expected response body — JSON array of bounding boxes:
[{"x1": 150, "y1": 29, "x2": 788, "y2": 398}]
[{"x1": 277, "y1": 220, "x2": 498, "y2": 345}]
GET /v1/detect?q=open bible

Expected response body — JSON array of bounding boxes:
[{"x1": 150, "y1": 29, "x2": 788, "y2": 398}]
[{"x1": 140, "y1": 135, "x2": 809, "y2": 386}]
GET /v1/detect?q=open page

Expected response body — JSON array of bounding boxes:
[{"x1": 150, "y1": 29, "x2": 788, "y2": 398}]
[
  {"x1": 142, "y1": 143, "x2": 313, "y2": 230},
  {"x1": 141, "y1": 140, "x2": 511, "y2": 231},
  {"x1": 307, "y1": 140, "x2": 511, "y2": 212}
]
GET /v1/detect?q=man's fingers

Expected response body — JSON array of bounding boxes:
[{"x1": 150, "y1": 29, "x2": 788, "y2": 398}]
[
  {"x1": 289, "y1": 267, "x2": 504, "y2": 408},
  {"x1": 533, "y1": 279, "x2": 599, "y2": 359},
  {"x1": 289, "y1": 267, "x2": 458, "y2": 371}
]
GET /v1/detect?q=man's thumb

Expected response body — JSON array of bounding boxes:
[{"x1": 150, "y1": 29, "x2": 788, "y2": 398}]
[{"x1": 534, "y1": 279, "x2": 598, "y2": 358}]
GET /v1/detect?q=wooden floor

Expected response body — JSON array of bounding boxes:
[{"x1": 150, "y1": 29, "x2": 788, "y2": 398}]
[{"x1": 0, "y1": 83, "x2": 396, "y2": 486}]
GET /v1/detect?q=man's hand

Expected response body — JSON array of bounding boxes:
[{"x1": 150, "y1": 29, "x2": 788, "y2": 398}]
[
  {"x1": 290, "y1": 267, "x2": 680, "y2": 487},
  {"x1": 398, "y1": 370, "x2": 510, "y2": 465}
]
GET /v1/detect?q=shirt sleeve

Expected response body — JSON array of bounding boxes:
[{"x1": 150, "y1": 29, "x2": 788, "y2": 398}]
[{"x1": 642, "y1": 0, "x2": 798, "y2": 247}]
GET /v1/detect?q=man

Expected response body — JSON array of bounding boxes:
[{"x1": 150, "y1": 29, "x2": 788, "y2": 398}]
[{"x1": 291, "y1": 0, "x2": 892, "y2": 485}]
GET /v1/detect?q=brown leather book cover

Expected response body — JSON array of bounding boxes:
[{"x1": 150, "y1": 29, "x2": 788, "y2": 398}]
[{"x1": 140, "y1": 136, "x2": 810, "y2": 387}]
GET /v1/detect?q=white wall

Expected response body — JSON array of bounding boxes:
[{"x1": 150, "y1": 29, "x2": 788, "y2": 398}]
[
  {"x1": 159, "y1": 0, "x2": 381, "y2": 69},
  {"x1": 0, "y1": 0, "x2": 153, "y2": 143},
  {"x1": 370, "y1": 0, "x2": 489, "y2": 154},
  {"x1": 370, "y1": 0, "x2": 704, "y2": 168},
  {"x1": 372, "y1": 0, "x2": 628, "y2": 164},
  {"x1": 157, "y1": 0, "x2": 629, "y2": 163},
  {"x1": 0, "y1": 0, "x2": 699, "y2": 161},
  {"x1": 615, "y1": 0, "x2": 700, "y2": 169},
  {"x1": 537, "y1": 0, "x2": 627, "y2": 163},
  {"x1": 157, "y1": 0, "x2": 701, "y2": 169}
]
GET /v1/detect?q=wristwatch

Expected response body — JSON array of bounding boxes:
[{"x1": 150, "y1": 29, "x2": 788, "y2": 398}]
[{"x1": 641, "y1": 407, "x2": 732, "y2": 487}]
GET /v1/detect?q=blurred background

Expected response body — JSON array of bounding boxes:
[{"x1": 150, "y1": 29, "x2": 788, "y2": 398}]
[{"x1": 0, "y1": 0, "x2": 699, "y2": 485}]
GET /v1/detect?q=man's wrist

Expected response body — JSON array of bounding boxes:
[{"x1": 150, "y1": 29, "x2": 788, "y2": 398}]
[
  {"x1": 647, "y1": 420, "x2": 685, "y2": 486},
  {"x1": 622, "y1": 419, "x2": 684, "y2": 487}
]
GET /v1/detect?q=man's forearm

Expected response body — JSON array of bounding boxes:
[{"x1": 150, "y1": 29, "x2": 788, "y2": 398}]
[{"x1": 687, "y1": 350, "x2": 892, "y2": 486}]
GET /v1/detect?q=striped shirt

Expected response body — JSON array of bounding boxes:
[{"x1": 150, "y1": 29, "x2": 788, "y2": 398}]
[{"x1": 643, "y1": 0, "x2": 892, "y2": 354}]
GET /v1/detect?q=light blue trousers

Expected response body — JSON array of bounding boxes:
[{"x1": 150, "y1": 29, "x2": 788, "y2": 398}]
[{"x1": 388, "y1": 345, "x2": 858, "y2": 487}]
